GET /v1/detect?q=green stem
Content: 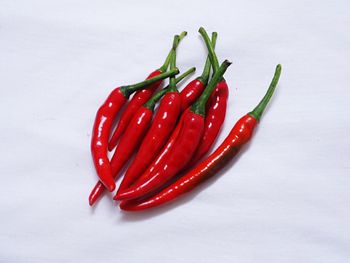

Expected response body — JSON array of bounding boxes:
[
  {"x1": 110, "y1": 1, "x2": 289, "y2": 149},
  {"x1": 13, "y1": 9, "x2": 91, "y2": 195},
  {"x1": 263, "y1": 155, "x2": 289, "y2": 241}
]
[
  {"x1": 249, "y1": 64, "x2": 282, "y2": 121},
  {"x1": 174, "y1": 67, "x2": 196, "y2": 89},
  {"x1": 159, "y1": 31, "x2": 187, "y2": 72},
  {"x1": 169, "y1": 35, "x2": 179, "y2": 92},
  {"x1": 191, "y1": 60, "x2": 232, "y2": 116},
  {"x1": 199, "y1": 27, "x2": 220, "y2": 73},
  {"x1": 120, "y1": 68, "x2": 179, "y2": 98},
  {"x1": 145, "y1": 67, "x2": 196, "y2": 110},
  {"x1": 197, "y1": 32, "x2": 217, "y2": 85}
]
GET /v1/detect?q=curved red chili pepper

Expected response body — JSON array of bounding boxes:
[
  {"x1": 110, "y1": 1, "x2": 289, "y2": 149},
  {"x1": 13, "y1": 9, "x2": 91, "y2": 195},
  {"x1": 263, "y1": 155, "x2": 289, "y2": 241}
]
[
  {"x1": 116, "y1": 60, "x2": 232, "y2": 201},
  {"x1": 91, "y1": 88, "x2": 127, "y2": 192},
  {"x1": 119, "y1": 64, "x2": 282, "y2": 211},
  {"x1": 188, "y1": 80, "x2": 229, "y2": 167},
  {"x1": 88, "y1": 67, "x2": 196, "y2": 206},
  {"x1": 116, "y1": 33, "x2": 217, "y2": 192},
  {"x1": 90, "y1": 106, "x2": 153, "y2": 205},
  {"x1": 186, "y1": 27, "x2": 231, "y2": 167},
  {"x1": 90, "y1": 69, "x2": 179, "y2": 192},
  {"x1": 108, "y1": 32, "x2": 188, "y2": 151}
]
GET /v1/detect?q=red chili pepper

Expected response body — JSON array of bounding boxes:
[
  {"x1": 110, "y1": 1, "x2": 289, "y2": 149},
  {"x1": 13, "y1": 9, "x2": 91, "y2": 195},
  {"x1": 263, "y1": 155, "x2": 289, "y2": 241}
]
[
  {"x1": 116, "y1": 33, "x2": 217, "y2": 192},
  {"x1": 187, "y1": 86, "x2": 229, "y2": 167},
  {"x1": 116, "y1": 60, "x2": 232, "y2": 201},
  {"x1": 119, "y1": 64, "x2": 282, "y2": 211},
  {"x1": 108, "y1": 32, "x2": 187, "y2": 151},
  {"x1": 90, "y1": 68, "x2": 179, "y2": 192},
  {"x1": 187, "y1": 27, "x2": 230, "y2": 167},
  {"x1": 88, "y1": 67, "x2": 196, "y2": 206}
]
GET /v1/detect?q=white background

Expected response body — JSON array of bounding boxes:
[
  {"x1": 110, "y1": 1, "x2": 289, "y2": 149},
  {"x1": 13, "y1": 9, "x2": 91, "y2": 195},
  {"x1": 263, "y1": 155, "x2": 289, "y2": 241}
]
[{"x1": 1, "y1": 0, "x2": 349, "y2": 262}]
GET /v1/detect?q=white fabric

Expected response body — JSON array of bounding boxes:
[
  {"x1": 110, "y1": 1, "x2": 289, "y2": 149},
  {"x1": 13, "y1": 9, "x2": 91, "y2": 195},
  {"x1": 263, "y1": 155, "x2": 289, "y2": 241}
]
[{"x1": 1, "y1": 0, "x2": 349, "y2": 262}]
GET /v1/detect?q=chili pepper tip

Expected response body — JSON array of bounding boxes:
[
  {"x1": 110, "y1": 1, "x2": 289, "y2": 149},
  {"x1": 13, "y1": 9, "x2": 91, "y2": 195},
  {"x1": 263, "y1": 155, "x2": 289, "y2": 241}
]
[
  {"x1": 114, "y1": 192, "x2": 124, "y2": 200},
  {"x1": 119, "y1": 201, "x2": 131, "y2": 210},
  {"x1": 106, "y1": 182, "x2": 116, "y2": 192}
]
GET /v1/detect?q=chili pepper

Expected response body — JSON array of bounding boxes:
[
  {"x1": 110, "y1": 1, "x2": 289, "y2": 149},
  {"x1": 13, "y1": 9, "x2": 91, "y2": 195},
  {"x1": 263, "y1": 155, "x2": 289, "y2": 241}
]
[
  {"x1": 116, "y1": 60, "x2": 232, "y2": 201},
  {"x1": 120, "y1": 64, "x2": 282, "y2": 211},
  {"x1": 186, "y1": 27, "x2": 231, "y2": 167},
  {"x1": 187, "y1": 80, "x2": 229, "y2": 167},
  {"x1": 179, "y1": 32, "x2": 217, "y2": 111},
  {"x1": 90, "y1": 68, "x2": 179, "y2": 192},
  {"x1": 108, "y1": 31, "x2": 187, "y2": 151},
  {"x1": 88, "y1": 67, "x2": 196, "y2": 206},
  {"x1": 115, "y1": 33, "x2": 217, "y2": 193}
]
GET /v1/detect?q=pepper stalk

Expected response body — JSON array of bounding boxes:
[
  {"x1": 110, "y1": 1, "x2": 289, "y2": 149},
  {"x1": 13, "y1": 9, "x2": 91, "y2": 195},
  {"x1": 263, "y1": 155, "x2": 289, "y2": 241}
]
[
  {"x1": 120, "y1": 69, "x2": 179, "y2": 98},
  {"x1": 159, "y1": 31, "x2": 187, "y2": 72},
  {"x1": 249, "y1": 64, "x2": 282, "y2": 121},
  {"x1": 197, "y1": 32, "x2": 218, "y2": 85},
  {"x1": 198, "y1": 27, "x2": 220, "y2": 74}
]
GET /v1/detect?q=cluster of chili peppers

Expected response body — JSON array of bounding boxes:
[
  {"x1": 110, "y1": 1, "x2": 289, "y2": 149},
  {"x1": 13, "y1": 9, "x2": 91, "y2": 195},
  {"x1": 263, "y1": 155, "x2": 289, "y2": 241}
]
[{"x1": 89, "y1": 27, "x2": 282, "y2": 211}]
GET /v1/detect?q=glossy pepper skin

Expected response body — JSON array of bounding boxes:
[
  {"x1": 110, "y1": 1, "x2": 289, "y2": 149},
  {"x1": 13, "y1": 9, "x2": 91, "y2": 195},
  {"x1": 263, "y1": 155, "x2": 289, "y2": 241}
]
[
  {"x1": 90, "y1": 69, "x2": 179, "y2": 192},
  {"x1": 116, "y1": 60, "x2": 232, "y2": 201},
  {"x1": 108, "y1": 31, "x2": 188, "y2": 151},
  {"x1": 88, "y1": 67, "x2": 196, "y2": 206},
  {"x1": 116, "y1": 33, "x2": 217, "y2": 192},
  {"x1": 120, "y1": 64, "x2": 282, "y2": 211},
  {"x1": 179, "y1": 79, "x2": 205, "y2": 111}
]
